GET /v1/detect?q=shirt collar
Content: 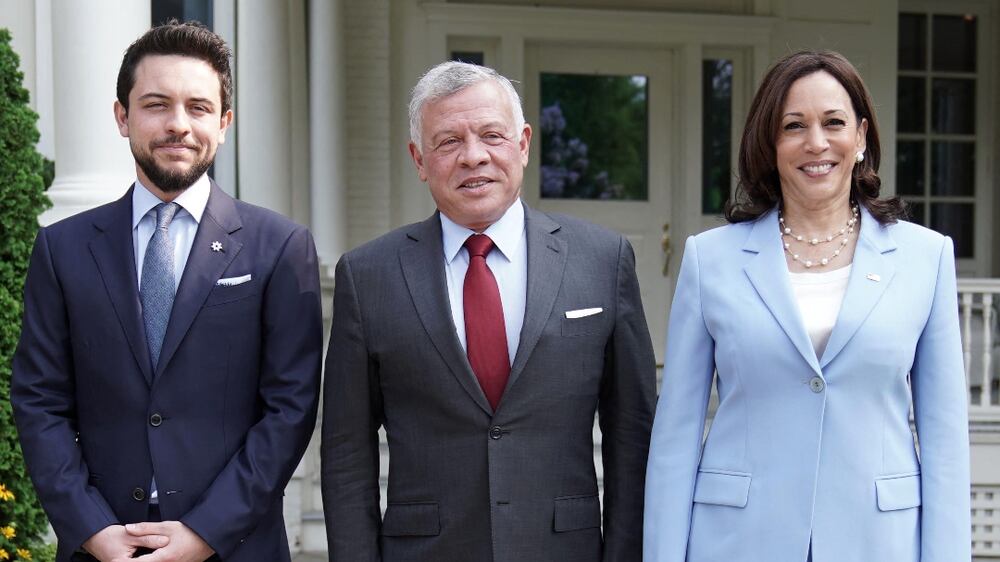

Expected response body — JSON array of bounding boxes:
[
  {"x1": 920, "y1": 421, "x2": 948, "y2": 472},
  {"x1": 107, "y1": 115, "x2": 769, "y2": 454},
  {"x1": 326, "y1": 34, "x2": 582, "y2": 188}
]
[
  {"x1": 131, "y1": 174, "x2": 211, "y2": 229},
  {"x1": 440, "y1": 199, "x2": 525, "y2": 264}
]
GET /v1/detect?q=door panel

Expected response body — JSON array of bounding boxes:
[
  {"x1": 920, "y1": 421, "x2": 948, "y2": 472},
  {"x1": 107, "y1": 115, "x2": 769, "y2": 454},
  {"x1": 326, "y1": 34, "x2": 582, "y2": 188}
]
[{"x1": 524, "y1": 44, "x2": 677, "y2": 363}]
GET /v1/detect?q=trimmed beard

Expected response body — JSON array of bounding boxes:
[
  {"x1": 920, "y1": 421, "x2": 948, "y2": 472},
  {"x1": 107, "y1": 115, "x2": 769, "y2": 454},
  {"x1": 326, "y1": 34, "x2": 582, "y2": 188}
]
[{"x1": 132, "y1": 139, "x2": 214, "y2": 193}]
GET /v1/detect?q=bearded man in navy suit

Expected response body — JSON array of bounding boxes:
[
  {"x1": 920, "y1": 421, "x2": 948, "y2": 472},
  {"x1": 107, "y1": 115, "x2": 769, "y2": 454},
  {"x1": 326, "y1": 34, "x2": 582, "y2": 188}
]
[{"x1": 11, "y1": 21, "x2": 321, "y2": 562}]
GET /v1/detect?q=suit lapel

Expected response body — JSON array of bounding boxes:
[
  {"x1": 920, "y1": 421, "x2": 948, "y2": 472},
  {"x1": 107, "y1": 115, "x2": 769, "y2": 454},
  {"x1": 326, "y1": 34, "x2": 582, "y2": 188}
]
[
  {"x1": 505, "y1": 205, "x2": 567, "y2": 394},
  {"x1": 155, "y1": 183, "x2": 243, "y2": 379},
  {"x1": 400, "y1": 214, "x2": 494, "y2": 416},
  {"x1": 742, "y1": 208, "x2": 822, "y2": 375},
  {"x1": 88, "y1": 186, "x2": 155, "y2": 386},
  {"x1": 819, "y1": 207, "x2": 896, "y2": 368}
]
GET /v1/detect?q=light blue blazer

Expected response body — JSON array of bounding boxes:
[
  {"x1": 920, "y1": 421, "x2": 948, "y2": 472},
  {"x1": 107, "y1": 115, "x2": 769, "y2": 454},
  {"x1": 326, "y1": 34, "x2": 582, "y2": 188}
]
[{"x1": 643, "y1": 207, "x2": 970, "y2": 562}]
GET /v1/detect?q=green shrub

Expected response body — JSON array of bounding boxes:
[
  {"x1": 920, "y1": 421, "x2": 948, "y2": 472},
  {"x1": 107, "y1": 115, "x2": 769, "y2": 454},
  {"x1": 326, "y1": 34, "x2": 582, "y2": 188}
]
[{"x1": 0, "y1": 26, "x2": 53, "y2": 560}]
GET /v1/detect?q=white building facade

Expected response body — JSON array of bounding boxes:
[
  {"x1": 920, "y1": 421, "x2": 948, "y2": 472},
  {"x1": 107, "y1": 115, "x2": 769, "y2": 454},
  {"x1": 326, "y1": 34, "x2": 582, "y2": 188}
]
[{"x1": 3, "y1": 0, "x2": 999, "y2": 557}]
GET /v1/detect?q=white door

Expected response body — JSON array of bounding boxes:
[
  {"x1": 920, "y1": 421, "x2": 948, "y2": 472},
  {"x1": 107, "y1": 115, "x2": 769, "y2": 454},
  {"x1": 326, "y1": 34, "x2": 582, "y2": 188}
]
[{"x1": 523, "y1": 44, "x2": 679, "y2": 364}]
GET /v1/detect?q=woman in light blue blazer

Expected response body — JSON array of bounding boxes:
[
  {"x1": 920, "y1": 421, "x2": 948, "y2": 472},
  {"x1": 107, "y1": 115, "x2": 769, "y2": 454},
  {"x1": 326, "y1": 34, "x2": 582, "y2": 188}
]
[{"x1": 644, "y1": 51, "x2": 970, "y2": 562}]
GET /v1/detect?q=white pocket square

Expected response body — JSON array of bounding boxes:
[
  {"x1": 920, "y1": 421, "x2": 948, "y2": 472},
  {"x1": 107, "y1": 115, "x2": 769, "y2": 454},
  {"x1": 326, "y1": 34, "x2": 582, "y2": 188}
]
[
  {"x1": 216, "y1": 274, "x2": 252, "y2": 287},
  {"x1": 565, "y1": 307, "x2": 603, "y2": 319}
]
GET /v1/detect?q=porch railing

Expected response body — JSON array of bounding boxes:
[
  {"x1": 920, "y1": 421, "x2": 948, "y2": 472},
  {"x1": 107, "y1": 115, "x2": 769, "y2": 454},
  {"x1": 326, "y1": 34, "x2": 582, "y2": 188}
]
[
  {"x1": 959, "y1": 278, "x2": 1000, "y2": 419},
  {"x1": 959, "y1": 278, "x2": 1000, "y2": 560}
]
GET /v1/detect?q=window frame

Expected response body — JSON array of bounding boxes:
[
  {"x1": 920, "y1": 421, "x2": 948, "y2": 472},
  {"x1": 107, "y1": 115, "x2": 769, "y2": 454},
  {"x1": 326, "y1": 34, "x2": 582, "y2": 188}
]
[{"x1": 898, "y1": 0, "x2": 994, "y2": 277}]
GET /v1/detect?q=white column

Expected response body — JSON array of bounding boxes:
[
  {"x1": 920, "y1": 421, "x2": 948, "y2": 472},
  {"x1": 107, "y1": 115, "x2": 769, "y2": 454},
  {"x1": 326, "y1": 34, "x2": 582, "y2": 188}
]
[
  {"x1": 41, "y1": 0, "x2": 149, "y2": 225},
  {"x1": 308, "y1": 0, "x2": 349, "y2": 268},
  {"x1": 33, "y1": 0, "x2": 55, "y2": 160},
  {"x1": 210, "y1": 0, "x2": 237, "y2": 197},
  {"x1": 235, "y1": 0, "x2": 292, "y2": 217}
]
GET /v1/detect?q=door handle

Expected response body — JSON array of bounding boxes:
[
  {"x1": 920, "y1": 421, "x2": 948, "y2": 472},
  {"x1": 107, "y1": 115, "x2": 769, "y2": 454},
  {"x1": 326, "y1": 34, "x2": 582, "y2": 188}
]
[{"x1": 661, "y1": 222, "x2": 672, "y2": 276}]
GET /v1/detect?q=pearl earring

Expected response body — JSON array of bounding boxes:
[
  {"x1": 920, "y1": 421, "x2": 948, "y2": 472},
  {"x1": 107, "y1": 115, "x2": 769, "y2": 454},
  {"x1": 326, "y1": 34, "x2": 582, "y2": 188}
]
[{"x1": 856, "y1": 151, "x2": 865, "y2": 163}]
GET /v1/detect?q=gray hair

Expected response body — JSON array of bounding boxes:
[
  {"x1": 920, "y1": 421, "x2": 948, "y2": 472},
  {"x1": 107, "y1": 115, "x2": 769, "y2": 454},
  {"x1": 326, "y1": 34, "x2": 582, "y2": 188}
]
[{"x1": 408, "y1": 61, "x2": 525, "y2": 149}]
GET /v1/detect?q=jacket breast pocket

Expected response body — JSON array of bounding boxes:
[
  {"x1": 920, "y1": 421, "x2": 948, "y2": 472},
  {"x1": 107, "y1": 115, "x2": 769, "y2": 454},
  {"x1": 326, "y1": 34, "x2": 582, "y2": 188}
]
[
  {"x1": 381, "y1": 501, "x2": 440, "y2": 537},
  {"x1": 875, "y1": 472, "x2": 921, "y2": 511},
  {"x1": 203, "y1": 279, "x2": 257, "y2": 307},
  {"x1": 561, "y1": 311, "x2": 606, "y2": 337},
  {"x1": 553, "y1": 494, "x2": 601, "y2": 532},
  {"x1": 692, "y1": 469, "x2": 752, "y2": 508}
]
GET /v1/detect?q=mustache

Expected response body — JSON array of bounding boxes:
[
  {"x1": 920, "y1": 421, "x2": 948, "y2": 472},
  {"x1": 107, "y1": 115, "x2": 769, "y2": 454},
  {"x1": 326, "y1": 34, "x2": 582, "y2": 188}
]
[{"x1": 152, "y1": 136, "x2": 200, "y2": 150}]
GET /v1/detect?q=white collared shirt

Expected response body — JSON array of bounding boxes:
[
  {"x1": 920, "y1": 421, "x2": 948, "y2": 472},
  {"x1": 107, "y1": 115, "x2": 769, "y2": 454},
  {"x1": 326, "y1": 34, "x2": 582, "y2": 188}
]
[
  {"x1": 132, "y1": 175, "x2": 210, "y2": 291},
  {"x1": 440, "y1": 200, "x2": 528, "y2": 365}
]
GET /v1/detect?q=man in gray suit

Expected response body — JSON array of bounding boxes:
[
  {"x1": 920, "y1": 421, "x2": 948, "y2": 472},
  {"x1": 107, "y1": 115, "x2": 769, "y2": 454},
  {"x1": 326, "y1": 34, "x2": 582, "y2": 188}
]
[{"x1": 321, "y1": 61, "x2": 656, "y2": 562}]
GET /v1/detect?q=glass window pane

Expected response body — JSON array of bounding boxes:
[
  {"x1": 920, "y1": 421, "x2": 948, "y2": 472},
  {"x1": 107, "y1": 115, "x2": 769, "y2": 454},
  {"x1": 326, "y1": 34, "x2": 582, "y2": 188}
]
[
  {"x1": 906, "y1": 200, "x2": 926, "y2": 226},
  {"x1": 451, "y1": 51, "x2": 485, "y2": 66},
  {"x1": 896, "y1": 141, "x2": 925, "y2": 195},
  {"x1": 932, "y1": 14, "x2": 977, "y2": 72},
  {"x1": 897, "y1": 76, "x2": 926, "y2": 133},
  {"x1": 702, "y1": 59, "x2": 732, "y2": 214},
  {"x1": 152, "y1": 0, "x2": 213, "y2": 27},
  {"x1": 930, "y1": 203, "x2": 974, "y2": 258},
  {"x1": 932, "y1": 78, "x2": 975, "y2": 134},
  {"x1": 931, "y1": 141, "x2": 975, "y2": 196},
  {"x1": 899, "y1": 13, "x2": 927, "y2": 70},
  {"x1": 540, "y1": 73, "x2": 649, "y2": 200}
]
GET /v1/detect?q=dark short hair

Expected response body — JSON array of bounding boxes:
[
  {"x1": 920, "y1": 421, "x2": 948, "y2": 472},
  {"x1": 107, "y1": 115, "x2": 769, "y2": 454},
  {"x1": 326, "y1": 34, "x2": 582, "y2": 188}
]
[
  {"x1": 116, "y1": 19, "x2": 233, "y2": 114},
  {"x1": 726, "y1": 50, "x2": 905, "y2": 225}
]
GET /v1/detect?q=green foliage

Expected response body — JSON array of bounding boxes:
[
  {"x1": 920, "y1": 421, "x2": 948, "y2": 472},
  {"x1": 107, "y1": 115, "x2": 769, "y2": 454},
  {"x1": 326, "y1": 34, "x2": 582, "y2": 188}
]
[
  {"x1": 540, "y1": 73, "x2": 648, "y2": 200},
  {"x1": 0, "y1": 27, "x2": 53, "y2": 559}
]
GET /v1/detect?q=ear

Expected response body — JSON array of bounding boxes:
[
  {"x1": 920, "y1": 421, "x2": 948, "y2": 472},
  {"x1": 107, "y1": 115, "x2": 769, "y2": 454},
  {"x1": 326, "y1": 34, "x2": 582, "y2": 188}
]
[
  {"x1": 408, "y1": 142, "x2": 428, "y2": 182},
  {"x1": 217, "y1": 109, "x2": 234, "y2": 144},
  {"x1": 856, "y1": 117, "x2": 868, "y2": 155},
  {"x1": 114, "y1": 100, "x2": 129, "y2": 137},
  {"x1": 518, "y1": 123, "x2": 532, "y2": 166}
]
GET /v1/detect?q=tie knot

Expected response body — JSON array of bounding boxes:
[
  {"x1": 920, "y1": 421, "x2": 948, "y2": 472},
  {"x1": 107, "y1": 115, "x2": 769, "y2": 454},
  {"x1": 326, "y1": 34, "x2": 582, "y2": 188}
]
[
  {"x1": 155, "y1": 202, "x2": 180, "y2": 230},
  {"x1": 464, "y1": 234, "x2": 495, "y2": 258}
]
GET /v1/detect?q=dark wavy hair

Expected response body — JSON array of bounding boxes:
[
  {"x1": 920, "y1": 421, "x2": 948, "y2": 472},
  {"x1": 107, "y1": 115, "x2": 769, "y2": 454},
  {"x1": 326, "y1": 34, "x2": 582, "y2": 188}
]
[
  {"x1": 725, "y1": 50, "x2": 906, "y2": 225},
  {"x1": 117, "y1": 19, "x2": 233, "y2": 114}
]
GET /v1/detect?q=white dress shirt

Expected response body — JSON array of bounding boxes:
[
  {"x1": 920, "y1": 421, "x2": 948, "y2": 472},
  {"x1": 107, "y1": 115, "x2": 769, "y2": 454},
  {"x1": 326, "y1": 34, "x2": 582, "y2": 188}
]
[
  {"x1": 440, "y1": 200, "x2": 528, "y2": 365},
  {"x1": 132, "y1": 175, "x2": 210, "y2": 291},
  {"x1": 788, "y1": 264, "x2": 852, "y2": 359}
]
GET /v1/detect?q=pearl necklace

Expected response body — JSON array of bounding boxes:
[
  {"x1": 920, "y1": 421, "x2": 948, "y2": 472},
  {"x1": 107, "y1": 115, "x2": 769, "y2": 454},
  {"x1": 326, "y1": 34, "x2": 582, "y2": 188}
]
[{"x1": 779, "y1": 205, "x2": 859, "y2": 268}]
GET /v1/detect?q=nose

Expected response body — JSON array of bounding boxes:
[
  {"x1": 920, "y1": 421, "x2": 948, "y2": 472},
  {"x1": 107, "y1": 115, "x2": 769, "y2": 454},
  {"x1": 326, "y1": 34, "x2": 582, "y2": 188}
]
[
  {"x1": 804, "y1": 125, "x2": 829, "y2": 153},
  {"x1": 165, "y1": 106, "x2": 192, "y2": 136},
  {"x1": 457, "y1": 137, "x2": 490, "y2": 168}
]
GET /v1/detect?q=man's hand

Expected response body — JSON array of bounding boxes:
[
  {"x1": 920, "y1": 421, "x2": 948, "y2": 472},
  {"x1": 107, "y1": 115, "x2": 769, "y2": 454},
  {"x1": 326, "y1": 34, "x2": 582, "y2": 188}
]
[
  {"x1": 125, "y1": 521, "x2": 215, "y2": 562},
  {"x1": 82, "y1": 524, "x2": 169, "y2": 561}
]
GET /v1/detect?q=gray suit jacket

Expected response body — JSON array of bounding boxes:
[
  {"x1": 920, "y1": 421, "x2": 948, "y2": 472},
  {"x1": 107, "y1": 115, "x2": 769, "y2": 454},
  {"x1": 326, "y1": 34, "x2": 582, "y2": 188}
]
[{"x1": 321, "y1": 203, "x2": 656, "y2": 562}]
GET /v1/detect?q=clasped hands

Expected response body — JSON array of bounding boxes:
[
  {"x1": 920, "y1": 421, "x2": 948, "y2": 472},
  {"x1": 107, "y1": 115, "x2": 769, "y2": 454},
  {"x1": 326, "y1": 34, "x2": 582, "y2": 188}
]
[{"x1": 83, "y1": 520, "x2": 215, "y2": 562}]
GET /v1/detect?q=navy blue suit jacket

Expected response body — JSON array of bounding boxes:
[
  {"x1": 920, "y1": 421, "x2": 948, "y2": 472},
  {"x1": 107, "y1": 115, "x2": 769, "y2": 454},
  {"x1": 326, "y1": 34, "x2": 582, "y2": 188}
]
[{"x1": 12, "y1": 183, "x2": 322, "y2": 561}]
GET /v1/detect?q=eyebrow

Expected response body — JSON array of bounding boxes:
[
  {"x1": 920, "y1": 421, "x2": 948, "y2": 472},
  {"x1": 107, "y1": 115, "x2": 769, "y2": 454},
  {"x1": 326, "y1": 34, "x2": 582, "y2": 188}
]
[
  {"x1": 137, "y1": 92, "x2": 216, "y2": 107},
  {"x1": 430, "y1": 121, "x2": 508, "y2": 142},
  {"x1": 782, "y1": 109, "x2": 849, "y2": 118}
]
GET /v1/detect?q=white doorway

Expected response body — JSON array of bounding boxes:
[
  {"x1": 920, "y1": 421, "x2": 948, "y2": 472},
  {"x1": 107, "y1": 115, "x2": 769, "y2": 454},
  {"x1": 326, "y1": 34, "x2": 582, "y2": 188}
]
[{"x1": 523, "y1": 44, "x2": 679, "y2": 362}]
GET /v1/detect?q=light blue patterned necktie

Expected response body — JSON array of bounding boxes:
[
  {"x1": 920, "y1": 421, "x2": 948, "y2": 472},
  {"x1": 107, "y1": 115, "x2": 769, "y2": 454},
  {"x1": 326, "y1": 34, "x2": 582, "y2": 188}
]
[{"x1": 141, "y1": 202, "x2": 180, "y2": 370}]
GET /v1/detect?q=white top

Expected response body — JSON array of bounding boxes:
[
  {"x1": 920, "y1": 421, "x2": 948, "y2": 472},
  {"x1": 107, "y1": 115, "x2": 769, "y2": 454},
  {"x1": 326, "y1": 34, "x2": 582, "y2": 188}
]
[
  {"x1": 788, "y1": 264, "x2": 852, "y2": 359},
  {"x1": 440, "y1": 200, "x2": 527, "y2": 365},
  {"x1": 132, "y1": 174, "x2": 210, "y2": 290}
]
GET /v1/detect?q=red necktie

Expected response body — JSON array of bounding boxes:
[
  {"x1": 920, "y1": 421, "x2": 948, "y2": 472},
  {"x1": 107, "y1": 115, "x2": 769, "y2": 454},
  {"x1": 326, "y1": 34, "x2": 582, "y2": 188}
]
[{"x1": 463, "y1": 234, "x2": 510, "y2": 411}]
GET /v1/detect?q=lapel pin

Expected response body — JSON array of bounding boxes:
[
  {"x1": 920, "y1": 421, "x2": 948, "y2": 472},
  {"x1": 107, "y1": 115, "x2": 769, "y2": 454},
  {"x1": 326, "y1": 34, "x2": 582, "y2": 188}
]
[
  {"x1": 211, "y1": 241, "x2": 224, "y2": 253},
  {"x1": 866, "y1": 273, "x2": 880, "y2": 282}
]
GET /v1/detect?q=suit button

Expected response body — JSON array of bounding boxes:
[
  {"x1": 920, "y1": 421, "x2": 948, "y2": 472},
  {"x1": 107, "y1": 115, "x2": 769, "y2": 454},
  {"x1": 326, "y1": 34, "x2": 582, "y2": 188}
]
[
  {"x1": 149, "y1": 413, "x2": 162, "y2": 427},
  {"x1": 132, "y1": 487, "x2": 146, "y2": 502},
  {"x1": 489, "y1": 426, "x2": 503, "y2": 440},
  {"x1": 809, "y1": 377, "x2": 826, "y2": 393}
]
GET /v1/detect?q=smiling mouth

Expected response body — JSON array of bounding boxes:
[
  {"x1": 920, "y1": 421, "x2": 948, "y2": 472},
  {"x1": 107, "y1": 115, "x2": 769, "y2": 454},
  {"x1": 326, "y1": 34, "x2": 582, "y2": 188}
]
[
  {"x1": 459, "y1": 178, "x2": 492, "y2": 189},
  {"x1": 800, "y1": 162, "x2": 835, "y2": 176}
]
